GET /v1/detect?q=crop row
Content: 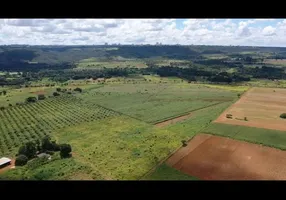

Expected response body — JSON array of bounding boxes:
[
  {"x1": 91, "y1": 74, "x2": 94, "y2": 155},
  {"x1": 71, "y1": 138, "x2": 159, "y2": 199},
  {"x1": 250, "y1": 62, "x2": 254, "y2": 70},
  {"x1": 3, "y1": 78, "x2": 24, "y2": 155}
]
[{"x1": 0, "y1": 95, "x2": 119, "y2": 156}]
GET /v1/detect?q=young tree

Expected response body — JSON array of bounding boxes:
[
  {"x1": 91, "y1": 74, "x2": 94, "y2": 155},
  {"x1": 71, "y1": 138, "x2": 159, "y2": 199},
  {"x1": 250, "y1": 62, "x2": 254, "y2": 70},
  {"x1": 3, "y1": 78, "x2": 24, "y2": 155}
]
[
  {"x1": 15, "y1": 155, "x2": 28, "y2": 166},
  {"x1": 56, "y1": 88, "x2": 61, "y2": 92},
  {"x1": 3, "y1": 90, "x2": 6, "y2": 95},
  {"x1": 53, "y1": 92, "x2": 60, "y2": 96},
  {"x1": 26, "y1": 96, "x2": 37, "y2": 103}
]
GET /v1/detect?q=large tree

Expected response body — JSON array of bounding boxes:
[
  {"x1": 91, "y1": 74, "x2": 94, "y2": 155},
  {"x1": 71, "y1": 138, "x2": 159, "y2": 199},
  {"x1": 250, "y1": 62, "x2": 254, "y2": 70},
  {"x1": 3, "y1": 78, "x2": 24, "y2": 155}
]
[{"x1": 18, "y1": 142, "x2": 37, "y2": 159}]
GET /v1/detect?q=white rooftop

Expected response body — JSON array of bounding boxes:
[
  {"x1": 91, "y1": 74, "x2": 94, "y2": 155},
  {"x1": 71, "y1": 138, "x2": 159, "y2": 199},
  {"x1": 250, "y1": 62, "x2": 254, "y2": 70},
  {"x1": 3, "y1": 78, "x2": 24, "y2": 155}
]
[{"x1": 0, "y1": 157, "x2": 11, "y2": 166}]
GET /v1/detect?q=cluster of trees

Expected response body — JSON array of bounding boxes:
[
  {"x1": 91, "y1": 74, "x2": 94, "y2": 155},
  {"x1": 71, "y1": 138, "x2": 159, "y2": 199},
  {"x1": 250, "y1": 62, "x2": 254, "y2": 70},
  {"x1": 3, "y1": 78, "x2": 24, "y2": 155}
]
[
  {"x1": 153, "y1": 66, "x2": 250, "y2": 83},
  {"x1": 15, "y1": 135, "x2": 72, "y2": 166}
]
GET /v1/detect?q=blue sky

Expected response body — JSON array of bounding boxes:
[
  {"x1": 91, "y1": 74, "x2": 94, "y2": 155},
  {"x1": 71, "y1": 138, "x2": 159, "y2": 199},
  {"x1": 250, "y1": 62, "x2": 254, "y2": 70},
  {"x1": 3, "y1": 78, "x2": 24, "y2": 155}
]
[{"x1": 0, "y1": 19, "x2": 286, "y2": 46}]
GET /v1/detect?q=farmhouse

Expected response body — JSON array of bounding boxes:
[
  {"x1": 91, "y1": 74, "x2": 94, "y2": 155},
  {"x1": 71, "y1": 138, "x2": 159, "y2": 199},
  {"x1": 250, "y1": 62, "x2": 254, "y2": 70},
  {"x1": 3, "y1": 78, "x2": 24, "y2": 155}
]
[{"x1": 0, "y1": 157, "x2": 11, "y2": 169}]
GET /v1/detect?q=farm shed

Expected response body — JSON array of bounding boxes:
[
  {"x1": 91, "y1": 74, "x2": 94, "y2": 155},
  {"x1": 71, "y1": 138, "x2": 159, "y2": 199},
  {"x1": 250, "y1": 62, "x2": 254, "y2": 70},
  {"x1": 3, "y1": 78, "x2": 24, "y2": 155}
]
[{"x1": 0, "y1": 157, "x2": 12, "y2": 169}]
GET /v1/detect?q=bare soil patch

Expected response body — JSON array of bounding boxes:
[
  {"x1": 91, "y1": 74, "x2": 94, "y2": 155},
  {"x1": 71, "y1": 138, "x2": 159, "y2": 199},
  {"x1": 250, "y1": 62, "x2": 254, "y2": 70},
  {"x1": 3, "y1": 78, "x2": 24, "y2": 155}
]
[
  {"x1": 167, "y1": 134, "x2": 286, "y2": 180},
  {"x1": 214, "y1": 87, "x2": 286, "y2": 131},
  {"x1": 31, "y1": 90, "x2": 46, "y2": 95}
]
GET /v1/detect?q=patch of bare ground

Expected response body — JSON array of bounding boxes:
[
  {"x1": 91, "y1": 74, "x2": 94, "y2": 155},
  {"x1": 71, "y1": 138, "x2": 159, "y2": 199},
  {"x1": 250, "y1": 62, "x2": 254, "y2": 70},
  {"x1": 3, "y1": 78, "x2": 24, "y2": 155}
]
[
  {"x1": 167, "y1": 134, "x2": 286, "y2": 180},
  {"x1": 214, "y1": 87, "x2": 286, "y2": 131}
]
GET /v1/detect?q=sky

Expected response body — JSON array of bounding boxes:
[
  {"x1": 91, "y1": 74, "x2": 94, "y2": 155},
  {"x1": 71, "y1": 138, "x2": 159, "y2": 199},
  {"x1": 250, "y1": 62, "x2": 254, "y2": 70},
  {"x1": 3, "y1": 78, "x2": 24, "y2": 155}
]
[{"x1": 0, "y1": 18, "x2": 286, "y2": 47}]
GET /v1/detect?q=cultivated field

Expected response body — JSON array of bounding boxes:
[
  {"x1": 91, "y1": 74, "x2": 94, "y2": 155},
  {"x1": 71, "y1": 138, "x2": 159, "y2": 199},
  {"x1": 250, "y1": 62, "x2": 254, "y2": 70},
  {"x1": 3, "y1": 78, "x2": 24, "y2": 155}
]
[
  {"x1": 0, "y1": 95, "x2": 119, "y2": 157},
  {"x1": 167, "y1": 134, "x2": 286, "y2": 180},
  {"x1": 79, "y1": 82, "x2": 237, "y2": 123},
  {"x1": 214, "y1": 87, "x2": 286, "y2": 131}
]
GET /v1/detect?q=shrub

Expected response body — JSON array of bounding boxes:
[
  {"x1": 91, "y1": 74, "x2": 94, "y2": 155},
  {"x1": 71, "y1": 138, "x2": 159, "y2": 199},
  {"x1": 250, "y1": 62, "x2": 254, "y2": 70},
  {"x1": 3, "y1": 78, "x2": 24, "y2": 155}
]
[
  {"x1": 59, "y1": 144, "x2": 72, "y2": 158},
  {"x1": 280, "y1": 113, "x2": 286, "y2": 119},
  {"x1": 8, "y1": 104, "x2": 12, "y2": 107},
  {"x1": 38, "y1": 94, "x2": 45, "y2": 100},
  {"x1": 226, "y1": 114, "x2": 233, "y2": 119},
  {"x1": 181, "y1": 140, "x2": 187, "y2": 147},
  {"x1": 74, "y1": 88, "x2": 82, "y2": 93},
  {"x1": 15, "y1": 155, "x2": 28, "y2": 166},
  {"x1": 53, "y1": 92, "x2": 60, "y2": 96},
  {"x1": 56, "y1": 88, "x2": 61, "y2": 92},
  {"x1": 0, "y1": 107, "x2": 4, "y2": 111},
  {"x1": 26, "y1": 96, "x2": 37, "y2": 103}
]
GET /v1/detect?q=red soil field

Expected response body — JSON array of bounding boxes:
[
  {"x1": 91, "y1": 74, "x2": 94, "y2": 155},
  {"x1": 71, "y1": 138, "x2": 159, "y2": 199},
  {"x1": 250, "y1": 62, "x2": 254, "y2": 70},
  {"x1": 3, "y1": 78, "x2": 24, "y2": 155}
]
[
  {"x1": 167, "y1": 134, "x2": 286, "y2": 180},
  {"x1": 214, "y1": 87, "x2": 286, "y2": 131}
]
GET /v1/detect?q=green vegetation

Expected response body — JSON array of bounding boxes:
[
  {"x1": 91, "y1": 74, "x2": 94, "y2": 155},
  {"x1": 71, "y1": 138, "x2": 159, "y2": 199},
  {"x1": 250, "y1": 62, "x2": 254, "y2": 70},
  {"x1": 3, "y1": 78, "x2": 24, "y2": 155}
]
[
  {"x1": 0, "y1": 95, "x2": 119, "y2": 156},
  {"x1": 0, "y1": 153, "x2": 99, "y2": 180},
  {"x1": 202, "y1": 123, "x2": 286, "y2": 150},
  {"x1": 54, "y1": 116, "x2": 184, "y2": 180},
  {"x1": 144, "y1": 164, "x2": 198, "y2": 180},
  {"x1": 79, "y1": 83, "x2": 236, "y2": 123},
  {"x1": 280, "y1": 113, "x2": 286, "y2": 119}
]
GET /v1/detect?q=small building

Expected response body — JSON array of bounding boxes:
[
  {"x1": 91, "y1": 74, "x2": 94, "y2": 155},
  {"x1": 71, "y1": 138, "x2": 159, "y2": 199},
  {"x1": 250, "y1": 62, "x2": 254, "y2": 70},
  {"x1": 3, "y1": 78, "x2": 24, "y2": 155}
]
[{"x1": 0, "y1": 157, "x2": 11, "y2": 169}]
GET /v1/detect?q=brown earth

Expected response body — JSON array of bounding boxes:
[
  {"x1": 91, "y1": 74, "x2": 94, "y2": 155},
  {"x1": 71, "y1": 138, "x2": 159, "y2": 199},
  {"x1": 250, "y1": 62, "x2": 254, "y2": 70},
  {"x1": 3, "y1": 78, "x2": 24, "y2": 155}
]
[
  {"x1": 31, "y1": 90, "x2": 46, "y2": 95},
  {"x1": 0, "y1": 159, "x2": 15, "y2": 174},
  {"x1": 167, "y1": 134, "x2": 286, "y2": 180},
  {"x1": 214, "y1": 87, "x2": 286, "y2": 131}
]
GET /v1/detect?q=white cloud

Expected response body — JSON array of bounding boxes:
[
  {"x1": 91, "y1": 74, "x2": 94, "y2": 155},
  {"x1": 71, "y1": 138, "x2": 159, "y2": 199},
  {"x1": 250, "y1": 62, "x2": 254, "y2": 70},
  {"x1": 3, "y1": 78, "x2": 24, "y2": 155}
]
[
  {"x1": 262, "y1": 26, "x2": 276, "y2": 36},
  {"x1": 0, "y1": 19, "x2": 285, "y2": 46}
]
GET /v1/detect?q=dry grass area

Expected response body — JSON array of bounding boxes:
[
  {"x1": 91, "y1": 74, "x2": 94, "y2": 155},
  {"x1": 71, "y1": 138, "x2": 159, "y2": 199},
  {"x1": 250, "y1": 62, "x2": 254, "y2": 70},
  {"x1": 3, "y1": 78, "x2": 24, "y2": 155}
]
[
  {"x1": 214, "y1": 87, "x2": 286, "y2": 131},
  {"x1": 167, "y1": 134, "x2": 286, "y2": 180}
]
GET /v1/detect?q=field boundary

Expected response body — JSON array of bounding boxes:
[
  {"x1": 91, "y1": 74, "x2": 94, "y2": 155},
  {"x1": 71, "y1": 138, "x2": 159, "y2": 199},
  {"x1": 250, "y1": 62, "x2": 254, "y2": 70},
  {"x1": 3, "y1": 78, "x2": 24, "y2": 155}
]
[
  {"x1": 152, "y1": 100, "x2": 232, "y2": 125},
  {"x1": 201, "y1": 130, "x2": 286, "y2": 151}
]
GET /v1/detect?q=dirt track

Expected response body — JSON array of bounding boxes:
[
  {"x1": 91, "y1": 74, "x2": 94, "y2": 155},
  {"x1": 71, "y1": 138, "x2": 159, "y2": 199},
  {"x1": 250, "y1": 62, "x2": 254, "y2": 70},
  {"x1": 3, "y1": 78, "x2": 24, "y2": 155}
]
[
  {"x1": 167, "y1": 134, "x2": 286, "y2": 180},
  {"x1": 214, "y1": 87, "x2": 286, "y2": 131}
]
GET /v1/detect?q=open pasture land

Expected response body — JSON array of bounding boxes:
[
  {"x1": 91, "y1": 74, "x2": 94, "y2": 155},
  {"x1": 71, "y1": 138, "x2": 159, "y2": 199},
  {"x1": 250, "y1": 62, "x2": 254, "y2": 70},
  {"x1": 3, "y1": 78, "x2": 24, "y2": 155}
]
[
  {"x1": 0, "y1": 95, "x2": 119, "y2": 157},
  {"x1": 76, "y1": 57, "x2": 148, "y2": 69},
  {"x1": 0, "y1": 86, "x2": 56, "y2": 107},
  {"x1": 54, "y1": 116, "x2": 184, "y2": 180},
  {"x1": 215, "y1": 87, "x2": 286, "y2": 131},
  {"x1": 264, "y1": 59, "x2": 286, "y2": 67},
  {"x1": 167, "y1": 134, "x2": 286, "y2": 180},
  {"x1": 79, "y1": 82, "x2": 237, "y2": 123}
]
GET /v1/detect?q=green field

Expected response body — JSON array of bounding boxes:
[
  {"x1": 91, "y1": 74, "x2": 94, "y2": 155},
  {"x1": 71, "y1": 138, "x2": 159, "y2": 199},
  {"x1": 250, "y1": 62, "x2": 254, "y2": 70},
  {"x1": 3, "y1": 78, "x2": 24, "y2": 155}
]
[
  {"x1": 202, "y1": 122, "x2": 286, "y2": 150},
  {"x1": 144, "y1": 164, "x2": 198, "y2": 180},
  {"x1": 53, "y1": 116, "x2": 184, "y2": 180},
  {"x1": 78, "y1": 83, "x2": 237, "y2": 123},
  {"x1": 0, "y1": 153, "x2": 101, "y2": 180}
]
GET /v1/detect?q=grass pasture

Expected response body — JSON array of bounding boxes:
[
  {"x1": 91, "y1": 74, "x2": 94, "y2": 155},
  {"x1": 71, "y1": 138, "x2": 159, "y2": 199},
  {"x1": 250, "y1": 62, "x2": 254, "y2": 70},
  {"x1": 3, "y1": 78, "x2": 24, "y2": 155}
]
[
  {"x1": 54, "y1": 116, "x2": 184, "y2": 180},
  {"x1": 264, "y1": 59, "x2": 286, "y2": 67},
  {"x1": 76, "y1": 57, "x2": 148, "y2": 69},
  {"x1": 79, "y1": 82, "x2": 237, "y2": 123}
]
